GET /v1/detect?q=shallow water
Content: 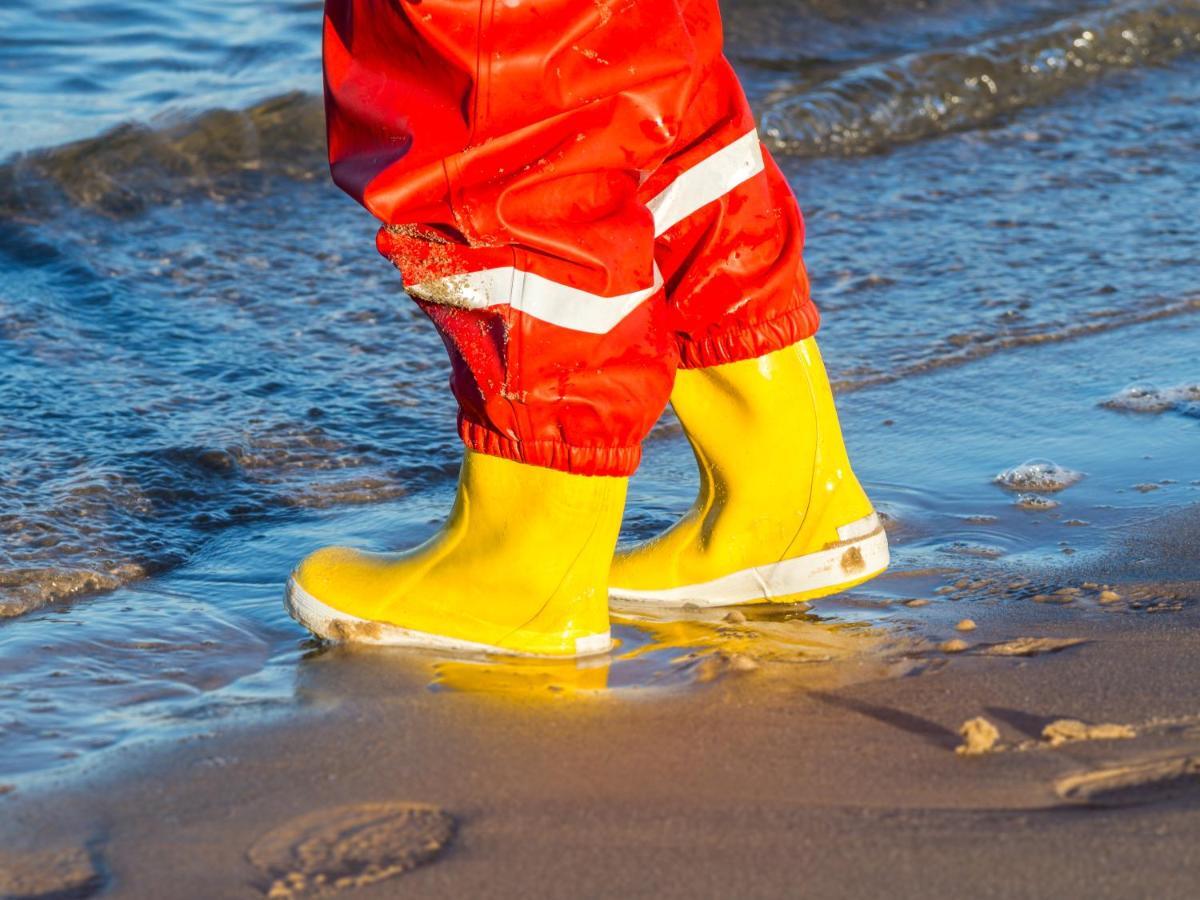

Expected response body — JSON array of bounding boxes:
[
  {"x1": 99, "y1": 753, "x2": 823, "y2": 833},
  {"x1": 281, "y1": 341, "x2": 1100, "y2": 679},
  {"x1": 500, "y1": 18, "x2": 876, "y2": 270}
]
[
  {"x1": 0, "y1": 0, "x2": 322, "y2": 155},
  {"x1": 1, "y1": 0, "x2": 1199, "y2": 784}
]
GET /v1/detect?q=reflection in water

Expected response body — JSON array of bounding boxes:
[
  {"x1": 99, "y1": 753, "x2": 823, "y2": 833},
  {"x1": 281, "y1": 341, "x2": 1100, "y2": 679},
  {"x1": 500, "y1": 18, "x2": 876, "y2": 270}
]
[
  {"x1": 430, "y1": 605, "x2": 908, "y2": 698},
  {"x1": 432, "y1": 654, "x2": 613, "y2": 697}
]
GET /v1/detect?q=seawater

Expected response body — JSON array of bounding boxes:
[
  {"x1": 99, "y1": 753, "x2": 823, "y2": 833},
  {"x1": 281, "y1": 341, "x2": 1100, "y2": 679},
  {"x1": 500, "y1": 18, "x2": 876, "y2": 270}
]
[{"x1": 2, "y1": 0, "x2": 1199, "y2": 783}]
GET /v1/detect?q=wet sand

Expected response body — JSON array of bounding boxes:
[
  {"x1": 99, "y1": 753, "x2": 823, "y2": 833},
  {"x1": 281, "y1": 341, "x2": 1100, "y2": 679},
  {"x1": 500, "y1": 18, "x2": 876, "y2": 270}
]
[{"x1": 4, "y1": 505, "x2": 1199, "y2": 898}]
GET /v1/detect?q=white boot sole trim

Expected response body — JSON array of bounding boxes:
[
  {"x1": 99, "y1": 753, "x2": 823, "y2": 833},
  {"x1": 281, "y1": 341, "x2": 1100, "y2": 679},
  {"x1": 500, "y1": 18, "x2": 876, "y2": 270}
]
[
  {"x1": 608, "y1": 512, "x2": 890, "y2": 608},
  {"x1": 284, "y1": 577, "x2": 612, "y2": 658}
]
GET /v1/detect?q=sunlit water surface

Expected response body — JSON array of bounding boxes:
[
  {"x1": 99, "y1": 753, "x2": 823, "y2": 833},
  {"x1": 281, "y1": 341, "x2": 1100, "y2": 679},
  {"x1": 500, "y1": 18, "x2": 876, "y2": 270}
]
[{"x1": 1, "y1": 0, "x2": 1198, "y2": 784}]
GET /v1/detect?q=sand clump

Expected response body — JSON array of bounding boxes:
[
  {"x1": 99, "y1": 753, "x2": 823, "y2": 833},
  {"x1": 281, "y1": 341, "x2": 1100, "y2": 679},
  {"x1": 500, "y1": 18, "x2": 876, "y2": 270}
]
[
  {"x1": 982, "y1": 637, "x2": 1086, "y2": 657},
  {"x1": 1015, "y1": 493, "x2": 1060, "y2": 510},
  {"x1": 993, "y1": 460, "x2": 1083, "y2": 493},
  {"x1": 695, "y1": 652, "x2": 760, "y2": 682},
  {"x1": 726, "y1": 653, "x2": 760, "y2": 673},
  {"x1": 693, "y1": 656, "x2": 723, "y2": 683},
  {"x1": 1042, "y1": 719, "x2": 1136, "y2": 747},
  {"x1": 1102, "y1": 383, "x2": 1200, "y2": 415},
  {"x1": 1031, "y1": 587, "x2": 1077, "y2": 604},
  {"x1": 247, "y1": 802, "x2": 455, "y2": 898},
  {"x1": 1056, "y1": 754, "x2": 1200, "y2": 805},
  {"x1": 0, "y1": 846, "x2": 102, "y2": 898},
  {"x1": 956, "y1": 717, "x2": 1000, "y2": 756},
  {"x1": 325, "y1": 619, "x2": 383, "y2": 643},
  {"x1": 841, "y1": 546, "x2": 866, "y2": 574},
  {"x1": 954, "y1": 713, "x2": 1136, "y2": 758}
]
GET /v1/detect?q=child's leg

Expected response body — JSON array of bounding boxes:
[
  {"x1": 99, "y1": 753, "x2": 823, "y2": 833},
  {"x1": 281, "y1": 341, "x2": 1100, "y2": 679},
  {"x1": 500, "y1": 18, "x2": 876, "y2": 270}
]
[
  {"x1": 323, "y1": 0, "x2": 701, "y2": 475},
  {"x1": 609, "y1": 43, "x2": 889, "y2": 607},
  {"x1": 291, "y1": 0, "x2": 739, "y2": 654}
]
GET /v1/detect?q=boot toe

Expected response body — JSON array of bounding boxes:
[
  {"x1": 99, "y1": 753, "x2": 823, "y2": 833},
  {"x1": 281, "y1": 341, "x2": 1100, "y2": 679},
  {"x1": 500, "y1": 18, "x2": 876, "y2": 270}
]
[{"x1": 290, "y1": 546, "x2": 377, "y2": 604}]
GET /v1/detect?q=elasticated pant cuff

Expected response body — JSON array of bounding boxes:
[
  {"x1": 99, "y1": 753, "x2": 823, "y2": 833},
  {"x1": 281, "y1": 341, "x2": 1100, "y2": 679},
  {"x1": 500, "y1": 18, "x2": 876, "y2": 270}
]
[
  {"x1": 459, "y1": 417, "x2": 642, "y2": 478},
  {"x1": 677, "y1": 303, "x2": 820, "y2": 370}
]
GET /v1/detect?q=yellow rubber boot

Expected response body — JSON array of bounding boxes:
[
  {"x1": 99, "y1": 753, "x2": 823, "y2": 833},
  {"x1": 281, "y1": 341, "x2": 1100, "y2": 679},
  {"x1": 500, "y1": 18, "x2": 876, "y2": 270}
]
[
  {"x1": 609, "y1": 338, "x2": 888, "y2": 607},
  {"x1": 285, "y1": 450, "x2": 627, "y2": 657}
]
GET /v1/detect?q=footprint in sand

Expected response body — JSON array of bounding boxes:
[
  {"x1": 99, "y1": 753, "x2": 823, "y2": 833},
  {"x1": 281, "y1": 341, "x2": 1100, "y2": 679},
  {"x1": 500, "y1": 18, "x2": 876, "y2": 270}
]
[
  {"x1": 247, "y1": 802, "x2": 455, "y2": 898},
  {"x1": 0, "y1": 845, "x2": 103, "y2": 899}
]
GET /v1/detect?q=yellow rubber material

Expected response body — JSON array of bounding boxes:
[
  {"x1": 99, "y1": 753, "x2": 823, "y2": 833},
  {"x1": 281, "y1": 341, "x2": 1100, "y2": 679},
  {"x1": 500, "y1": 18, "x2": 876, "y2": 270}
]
[
  {"x1": 609, "y1": 337, "x2": 885, "y2": 605},
  {"x1": 286, "y1": 450, "x2": 627, "y2": 657}
]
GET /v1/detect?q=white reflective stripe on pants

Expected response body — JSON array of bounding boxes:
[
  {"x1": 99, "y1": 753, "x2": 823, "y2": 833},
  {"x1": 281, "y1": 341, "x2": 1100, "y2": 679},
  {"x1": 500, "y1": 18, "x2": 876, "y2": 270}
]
[{"x1": 405, "y1": 129, "x2": 765, "y2": 333}]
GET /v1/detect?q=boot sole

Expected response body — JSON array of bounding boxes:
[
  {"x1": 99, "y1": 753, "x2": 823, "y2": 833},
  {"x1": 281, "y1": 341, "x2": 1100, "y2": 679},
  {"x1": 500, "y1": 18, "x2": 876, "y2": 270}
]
[
  {"x1": 284, "y1": 577, "x2": 612, "y2": 658},
  {"x1": 608, "y1": 512, "x2": 890, "y2": 608}
]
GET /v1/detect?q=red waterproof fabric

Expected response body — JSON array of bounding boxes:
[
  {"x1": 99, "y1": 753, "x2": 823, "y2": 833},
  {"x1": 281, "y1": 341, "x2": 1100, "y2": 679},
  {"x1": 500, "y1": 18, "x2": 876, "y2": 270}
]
[{"x1": 324, "y1": 0, "x2": 819, "y2": 476}]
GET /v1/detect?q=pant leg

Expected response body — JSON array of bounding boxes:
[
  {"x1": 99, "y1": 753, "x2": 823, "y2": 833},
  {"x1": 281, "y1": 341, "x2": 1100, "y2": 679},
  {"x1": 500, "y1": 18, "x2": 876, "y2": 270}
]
[
  {"x1": 324, "y1": 0, "x2": 712, "y2": 476},
  {"x1": 638, "y1": 1, "x2": 821, "y2": 369}
]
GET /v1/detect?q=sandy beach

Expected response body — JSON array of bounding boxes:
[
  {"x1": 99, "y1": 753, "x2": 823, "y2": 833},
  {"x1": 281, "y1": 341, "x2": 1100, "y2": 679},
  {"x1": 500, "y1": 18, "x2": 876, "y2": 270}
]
[{"x1": 4, "y1": 498, "x2": 1199, "y2": 897}]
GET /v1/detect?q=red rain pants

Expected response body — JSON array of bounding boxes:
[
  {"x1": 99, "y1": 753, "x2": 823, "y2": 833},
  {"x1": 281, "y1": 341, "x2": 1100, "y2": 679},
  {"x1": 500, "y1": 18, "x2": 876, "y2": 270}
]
[{"x1": 324, "y1": 0, "x2": 820, "y2": 476}]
